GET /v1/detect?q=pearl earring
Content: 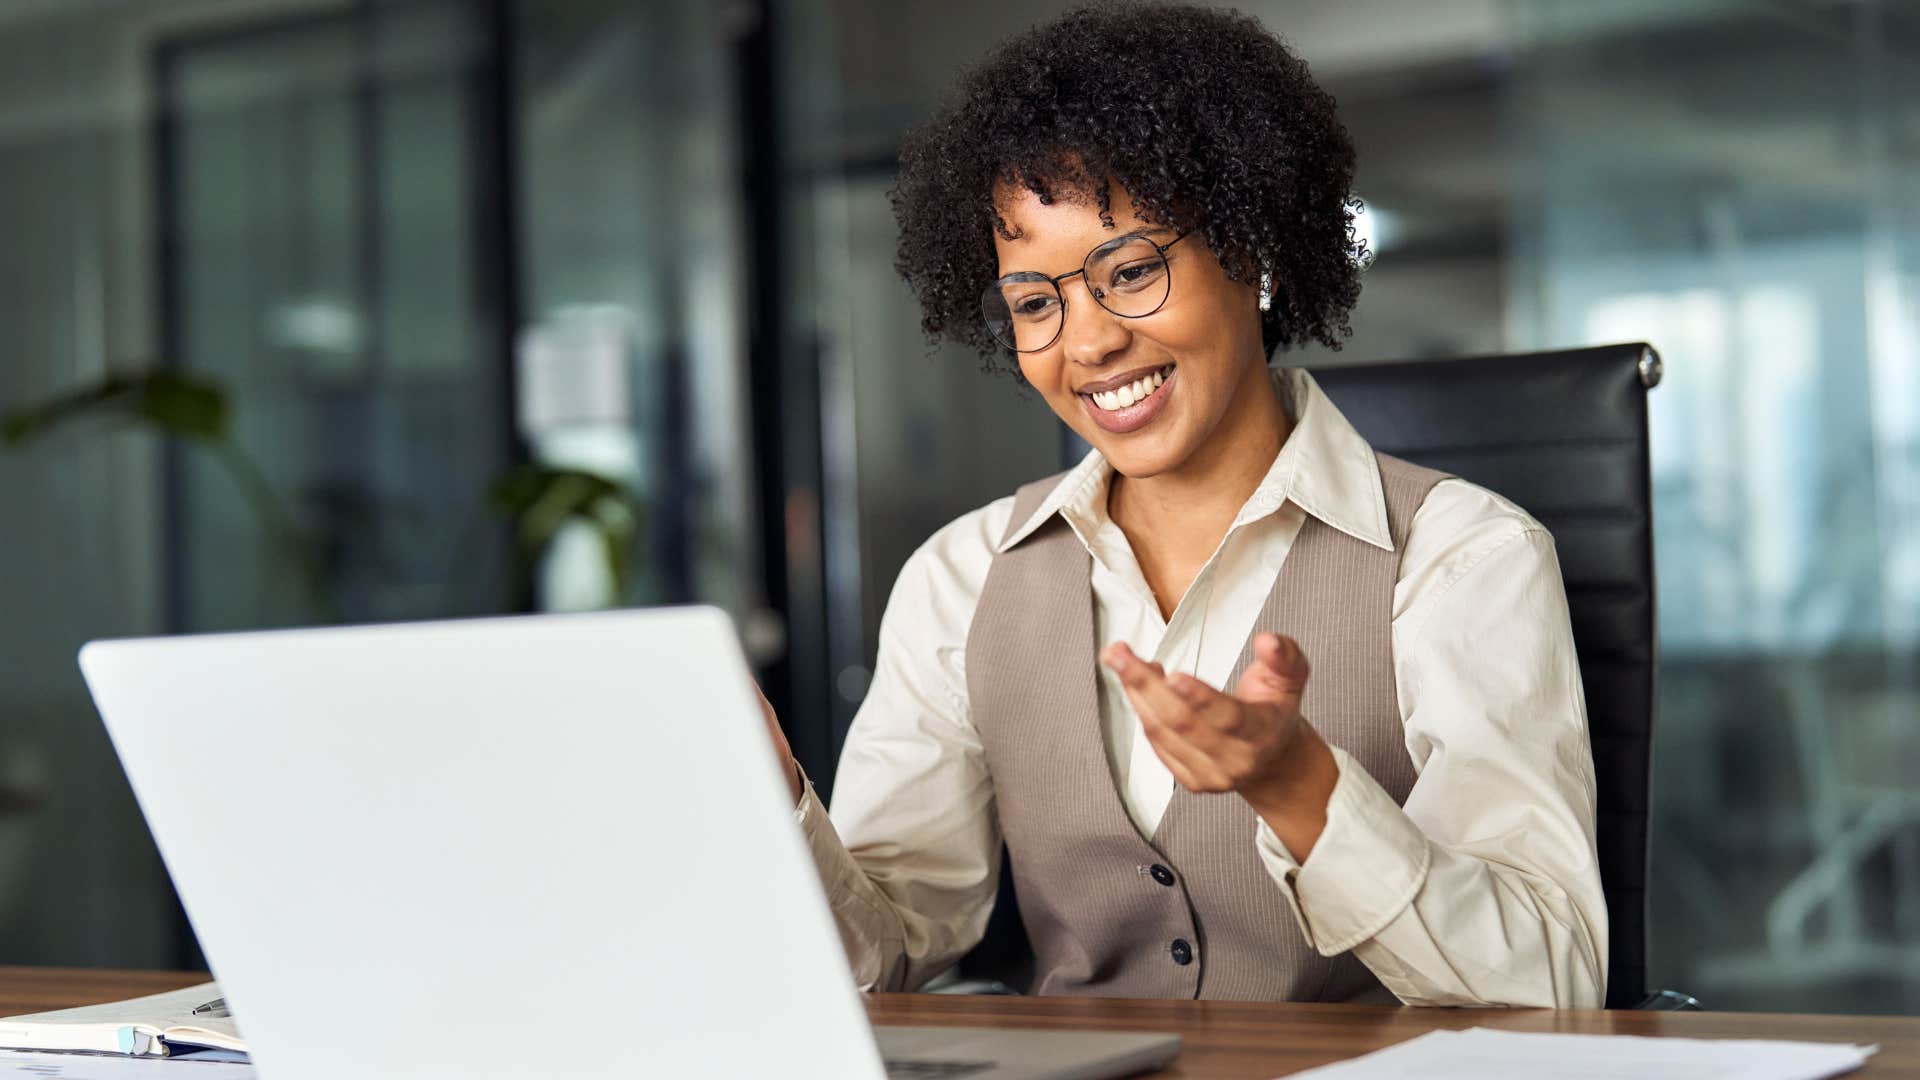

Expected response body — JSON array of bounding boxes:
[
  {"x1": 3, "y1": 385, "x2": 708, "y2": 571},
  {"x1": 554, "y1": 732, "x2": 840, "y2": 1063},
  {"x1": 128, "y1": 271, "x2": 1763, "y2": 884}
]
[{"x1": 1258, "y1": 270, "x2": 1273, "y2": 313}]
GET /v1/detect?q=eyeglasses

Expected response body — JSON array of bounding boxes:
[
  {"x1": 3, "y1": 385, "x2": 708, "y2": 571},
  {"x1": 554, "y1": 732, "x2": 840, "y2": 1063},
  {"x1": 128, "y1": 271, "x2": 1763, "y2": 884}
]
[{"x1": 981, "y1": 230, "x2": 1193, "y2": 353}]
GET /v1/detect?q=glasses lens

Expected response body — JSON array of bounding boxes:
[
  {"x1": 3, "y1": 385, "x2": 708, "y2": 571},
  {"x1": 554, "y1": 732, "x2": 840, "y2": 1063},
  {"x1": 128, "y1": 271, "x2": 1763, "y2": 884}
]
[
  {"x1": 1086, "y1": 237, "x2": 1171, "y2": 318},
  {"x1": 982, "y1": 274, "x2": 1062, "y2": 352}
]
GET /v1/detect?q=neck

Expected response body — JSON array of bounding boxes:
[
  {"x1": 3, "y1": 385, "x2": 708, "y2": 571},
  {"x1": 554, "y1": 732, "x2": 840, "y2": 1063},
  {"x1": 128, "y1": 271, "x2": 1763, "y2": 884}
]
[{"x1": 1109, "y1": 361, "x2": 1294, "y2": 559}]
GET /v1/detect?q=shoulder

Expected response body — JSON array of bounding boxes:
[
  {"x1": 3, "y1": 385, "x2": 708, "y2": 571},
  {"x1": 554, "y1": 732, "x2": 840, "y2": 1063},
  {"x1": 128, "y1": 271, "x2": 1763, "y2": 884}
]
[
  {"x1": 1408, "y1": 476, "x2": 1548, "y2": 558},
  {"x1": 1395, "y1": 477, "x2": 1558, "y2": 623},
  {"x1": 865, "y1": 495, "x2": 1020, "y2": 718},
  {"x1": 880, "y1": 495, "x2": 1019, "y2": 635}
]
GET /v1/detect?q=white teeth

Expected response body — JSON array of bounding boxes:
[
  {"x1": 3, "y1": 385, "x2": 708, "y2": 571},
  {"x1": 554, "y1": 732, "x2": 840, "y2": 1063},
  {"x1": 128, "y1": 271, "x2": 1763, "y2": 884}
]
[{"x1": 1089, "y1": 366, "x2": 1173, "y2": 412}]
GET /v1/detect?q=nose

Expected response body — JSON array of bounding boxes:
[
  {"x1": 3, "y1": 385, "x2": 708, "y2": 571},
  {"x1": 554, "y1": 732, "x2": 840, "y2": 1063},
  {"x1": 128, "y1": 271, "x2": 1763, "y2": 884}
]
[{"x1": 1059, "y1": 274, "x2": 1130, "y2": 369}]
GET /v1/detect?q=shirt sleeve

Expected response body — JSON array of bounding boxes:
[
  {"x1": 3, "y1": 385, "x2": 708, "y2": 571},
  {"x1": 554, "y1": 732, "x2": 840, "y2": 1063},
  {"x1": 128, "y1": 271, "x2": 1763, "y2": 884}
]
[
  {"x1": 792, "y1": 525, "x2": 1004, "y2": 993},
  {"x1": 1253, "y1": 525, "x2": 1610, "y2": 1008}
]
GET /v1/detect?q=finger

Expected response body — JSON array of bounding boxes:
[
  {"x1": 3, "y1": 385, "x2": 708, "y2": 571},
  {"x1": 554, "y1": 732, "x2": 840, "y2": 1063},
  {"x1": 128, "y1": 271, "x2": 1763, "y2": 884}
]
[
  {"x1": 1234, "y1": 633, "x2": 1310, "y2": 705},
  {"x1": 1116, "y1": 668, "x2": 1241, "y2": 787},
  {"x1": 1106, "y1": 646, "x2": 1227, "y2": 748},
  {"x1": 1167, "y1": 671, "x2": 1273, "y2": 747},
  {"x1": 1100, "y1": 641, "x2": 1166, "y2": 680},
  {"x1": 1138, "y1": 713, "x2": 1233, "y2": 792}
]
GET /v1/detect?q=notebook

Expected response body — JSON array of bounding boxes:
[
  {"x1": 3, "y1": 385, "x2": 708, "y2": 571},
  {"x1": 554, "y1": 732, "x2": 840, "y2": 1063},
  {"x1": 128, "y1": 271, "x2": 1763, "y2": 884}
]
[{"x1": 0, "y1": 982, "x2": 244, "y2": 1059}]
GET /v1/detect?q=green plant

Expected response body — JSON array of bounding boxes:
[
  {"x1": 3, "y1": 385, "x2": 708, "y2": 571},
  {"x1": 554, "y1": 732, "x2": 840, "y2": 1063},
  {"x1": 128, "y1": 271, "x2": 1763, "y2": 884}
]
[
  {"x1": 487, "y1": 463, "x2": 643, "y2": 606},
  {"x1": 3, "y1": 369, "x2": 333, "y2": 619},
  {"x1": 2, "y1": 368, "x2": 644, "y2": 619}
]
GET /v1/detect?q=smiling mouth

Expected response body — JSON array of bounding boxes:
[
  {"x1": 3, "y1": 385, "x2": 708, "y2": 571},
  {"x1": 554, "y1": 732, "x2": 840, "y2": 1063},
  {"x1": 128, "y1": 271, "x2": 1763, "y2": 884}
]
[{"x1": 1080, "y1": 364, "x2": 1174, "y2": 412}]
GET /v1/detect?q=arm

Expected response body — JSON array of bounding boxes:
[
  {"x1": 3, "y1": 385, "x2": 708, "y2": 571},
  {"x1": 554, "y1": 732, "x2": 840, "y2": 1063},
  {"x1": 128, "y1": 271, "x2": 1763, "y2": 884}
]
[
  {"x1": 1256, "y1": 526, "x2": 1608, "y2": 1007},
  {"x1": 787, "y1": 533, "x2": 1004, "y2": 993},
  {"x1": 1103, "y1": 516, "x2": 1607, "y2": 1007}
]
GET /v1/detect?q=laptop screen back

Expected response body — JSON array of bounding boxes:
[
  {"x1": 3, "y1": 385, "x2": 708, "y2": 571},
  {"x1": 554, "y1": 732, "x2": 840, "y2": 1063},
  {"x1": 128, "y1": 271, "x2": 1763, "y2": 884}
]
[{"x1": 80, "y1": 608, "x2": 887, "y2": 1080}]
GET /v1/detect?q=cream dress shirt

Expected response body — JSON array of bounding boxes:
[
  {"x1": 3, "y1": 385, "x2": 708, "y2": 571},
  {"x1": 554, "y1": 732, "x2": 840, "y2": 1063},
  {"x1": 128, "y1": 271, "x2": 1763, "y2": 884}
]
[{"x1": 794, "y1": 366, "x2": 1608, "y2": 1008}]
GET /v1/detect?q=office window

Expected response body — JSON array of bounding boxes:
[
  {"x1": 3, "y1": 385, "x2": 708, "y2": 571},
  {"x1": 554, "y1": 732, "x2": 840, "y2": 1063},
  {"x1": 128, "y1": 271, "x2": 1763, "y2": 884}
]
[{"x1": 1506, "y1": 0, "x2": 1920, "y2": 1011}]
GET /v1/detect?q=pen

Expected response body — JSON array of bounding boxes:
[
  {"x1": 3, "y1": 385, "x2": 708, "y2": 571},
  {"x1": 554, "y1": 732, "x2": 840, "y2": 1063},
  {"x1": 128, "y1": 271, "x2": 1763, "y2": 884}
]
[{"x1": 190, "y1": 997, "x2": 229, "y2": 1018}]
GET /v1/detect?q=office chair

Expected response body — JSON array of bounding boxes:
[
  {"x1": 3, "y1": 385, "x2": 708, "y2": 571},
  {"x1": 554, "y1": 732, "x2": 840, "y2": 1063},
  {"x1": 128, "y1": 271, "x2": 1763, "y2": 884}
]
[
  {"x1": 948, "y1": 342, "x2": 1682, "y2": 1010},
  {"x1": 1314, "y1": 342, "x2": 1664, "y2": 1010}
]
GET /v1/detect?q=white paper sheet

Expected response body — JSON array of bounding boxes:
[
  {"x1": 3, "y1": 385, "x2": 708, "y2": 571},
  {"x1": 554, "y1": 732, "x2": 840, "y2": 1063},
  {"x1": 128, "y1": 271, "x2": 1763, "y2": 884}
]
[
  {"x1": 1280, "y1": 1027, "x2": 1877, "y2": 1080},
  {"x1": 0, "y1": 1050, "x2": 255, "y2": 1078}
]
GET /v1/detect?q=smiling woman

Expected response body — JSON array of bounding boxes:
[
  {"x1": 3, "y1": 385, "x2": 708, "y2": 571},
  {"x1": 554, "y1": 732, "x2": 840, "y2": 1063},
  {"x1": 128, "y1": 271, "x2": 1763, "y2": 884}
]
[{"x1": 755, "y1": 2, "x2": 1611, "y2": 1010}]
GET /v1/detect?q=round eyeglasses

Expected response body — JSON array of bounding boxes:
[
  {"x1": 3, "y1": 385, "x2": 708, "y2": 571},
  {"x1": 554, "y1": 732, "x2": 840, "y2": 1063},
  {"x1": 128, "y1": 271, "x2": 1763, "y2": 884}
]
[{"x1": 981, "y1": 230, "x2": 1193, "y2": 353}]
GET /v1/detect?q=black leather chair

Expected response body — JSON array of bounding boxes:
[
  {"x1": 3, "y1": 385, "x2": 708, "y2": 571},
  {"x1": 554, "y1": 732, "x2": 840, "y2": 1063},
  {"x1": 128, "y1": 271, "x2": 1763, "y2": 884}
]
[
  {"x1": 951, "y1": 342, "x2": 1671, "y2": 1010},
  {"x1": 1313, "y1": 342, "x2": 1660, "y2": 1010}
]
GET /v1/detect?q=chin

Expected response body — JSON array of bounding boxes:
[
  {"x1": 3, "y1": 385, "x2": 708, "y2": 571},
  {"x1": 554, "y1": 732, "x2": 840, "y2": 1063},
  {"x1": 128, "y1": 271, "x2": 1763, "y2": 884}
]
[{"x1": 1092, "y1": 431, "x2": 1188, "y2": 480}]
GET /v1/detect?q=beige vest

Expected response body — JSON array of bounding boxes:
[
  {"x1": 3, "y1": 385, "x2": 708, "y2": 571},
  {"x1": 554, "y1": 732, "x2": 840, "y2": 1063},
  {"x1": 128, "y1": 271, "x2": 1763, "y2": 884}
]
[{"x1": 963, "y1": 452, "x2": 1446, "y2": 1002}]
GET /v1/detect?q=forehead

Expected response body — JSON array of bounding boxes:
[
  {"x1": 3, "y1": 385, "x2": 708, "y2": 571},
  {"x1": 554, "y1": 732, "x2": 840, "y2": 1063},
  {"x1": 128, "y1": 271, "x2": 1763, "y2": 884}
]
[{"x1": 991, "y1": 176, "x2": 1158, "y2": 268}]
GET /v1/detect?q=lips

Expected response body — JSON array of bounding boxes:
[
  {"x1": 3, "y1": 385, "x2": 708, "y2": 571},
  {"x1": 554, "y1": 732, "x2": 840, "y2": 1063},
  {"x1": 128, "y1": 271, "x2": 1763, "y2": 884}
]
[
  {"x1": 1077, "y1": 363, "x2": 1172, "y2": 397},
  {"x1": 1079, "y1": 365, "x2": 1177, "y2": 435}
]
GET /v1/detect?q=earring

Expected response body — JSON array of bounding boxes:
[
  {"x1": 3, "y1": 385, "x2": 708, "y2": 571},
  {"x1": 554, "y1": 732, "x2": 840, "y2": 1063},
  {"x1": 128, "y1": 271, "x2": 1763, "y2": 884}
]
[{"x1": 1258, "y1": 270, "x2": 1273, "y2": 313}]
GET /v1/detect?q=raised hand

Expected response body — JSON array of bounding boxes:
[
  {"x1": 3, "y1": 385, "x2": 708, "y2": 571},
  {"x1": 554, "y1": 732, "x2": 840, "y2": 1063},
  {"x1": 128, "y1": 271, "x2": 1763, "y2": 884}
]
[{"x1": 1101, "y1": 632, "x2": 1339, "y2": 857}]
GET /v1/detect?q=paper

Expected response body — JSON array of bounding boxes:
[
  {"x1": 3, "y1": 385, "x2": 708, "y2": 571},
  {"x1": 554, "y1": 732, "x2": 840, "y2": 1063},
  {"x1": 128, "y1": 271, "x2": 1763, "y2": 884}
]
[
  {"x1": 0, "y1": 982, "x2": 243, "y2": 1056},
  {"x1": 1280, "y1": 1027, "x2": 1878, "y2": 1080},
  {"x1": 0, "y1": 1049, "x2": 255, "y2": 1077}
]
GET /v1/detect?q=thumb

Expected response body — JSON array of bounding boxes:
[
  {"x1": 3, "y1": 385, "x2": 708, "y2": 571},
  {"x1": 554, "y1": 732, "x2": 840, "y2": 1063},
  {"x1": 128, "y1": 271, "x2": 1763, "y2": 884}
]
[{"x1": 1232, "y1": 633, "x2": 1310, "y2": 707}]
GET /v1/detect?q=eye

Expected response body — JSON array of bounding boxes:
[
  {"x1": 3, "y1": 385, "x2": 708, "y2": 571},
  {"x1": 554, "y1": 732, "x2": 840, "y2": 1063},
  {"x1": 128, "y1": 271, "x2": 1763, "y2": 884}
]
[
  {"x1": 1110, "y1": 260, "x2": 1165, "y2": 290},
  {"x1": 1012, "y1": 293, "x2": 1059, "y2": 318}
]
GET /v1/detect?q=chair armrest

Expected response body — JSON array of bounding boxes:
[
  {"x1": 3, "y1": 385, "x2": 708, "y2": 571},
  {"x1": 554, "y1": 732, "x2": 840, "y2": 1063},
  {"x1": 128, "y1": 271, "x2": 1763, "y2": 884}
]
[
  {"x1": 924, "y1": 979, "x2": 1022, "y2": 996},
  {"x1": 1634, "y1": 989, "x2": 1703, "y2": 1010}
]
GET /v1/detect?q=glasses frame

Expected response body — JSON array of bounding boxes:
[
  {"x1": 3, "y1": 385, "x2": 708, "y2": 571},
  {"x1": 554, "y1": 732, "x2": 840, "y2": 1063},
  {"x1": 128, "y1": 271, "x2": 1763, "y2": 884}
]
[{"x1": 983, "y1": 229, "x2": 1194, "y2": 353}]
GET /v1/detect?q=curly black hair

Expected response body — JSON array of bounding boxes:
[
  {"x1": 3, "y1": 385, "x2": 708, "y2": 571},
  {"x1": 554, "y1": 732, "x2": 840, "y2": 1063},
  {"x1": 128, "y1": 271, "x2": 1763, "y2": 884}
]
[{"x1": 889, "y1": 2, "x2": 1366, "y2": 375}]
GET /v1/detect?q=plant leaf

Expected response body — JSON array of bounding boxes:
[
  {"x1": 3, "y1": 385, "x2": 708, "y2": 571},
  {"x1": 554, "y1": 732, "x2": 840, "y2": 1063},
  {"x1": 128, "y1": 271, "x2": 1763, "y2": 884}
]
[
  {"x1": 1, "y1": 369, "x2": 229, "y2": 447},
  {"x1": 486, "y1": 463, "x2": 644, "y2": 603}
]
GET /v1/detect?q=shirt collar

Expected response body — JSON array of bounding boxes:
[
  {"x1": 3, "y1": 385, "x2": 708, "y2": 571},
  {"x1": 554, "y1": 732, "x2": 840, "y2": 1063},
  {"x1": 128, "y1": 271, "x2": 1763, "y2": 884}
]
[{"x1": 995, "y1": 366, "x2": 1393, "y2": 554}]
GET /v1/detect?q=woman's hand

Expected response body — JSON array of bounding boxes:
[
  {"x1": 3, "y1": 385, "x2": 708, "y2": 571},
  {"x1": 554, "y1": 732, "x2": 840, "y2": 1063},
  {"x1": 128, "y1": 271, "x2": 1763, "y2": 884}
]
[
  {"x1": 754, "y1": 681, "x2": 804, "y2": 805},
  {"x1": 1102, "y1": 633, "x2": 1340, "y2": 858}
]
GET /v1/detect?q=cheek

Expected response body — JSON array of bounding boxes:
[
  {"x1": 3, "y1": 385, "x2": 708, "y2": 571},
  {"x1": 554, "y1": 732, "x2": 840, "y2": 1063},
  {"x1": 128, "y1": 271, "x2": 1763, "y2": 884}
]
[
  {"x1": 1017, "y1": 351, "x2": 1062, "y2": 393},
  {"x1": 1017, "y1": 350, "x2": 1091, "y2": 424},
  {"x1": 1161, "y1": 286, "x2": 1242, "y2": 349}
]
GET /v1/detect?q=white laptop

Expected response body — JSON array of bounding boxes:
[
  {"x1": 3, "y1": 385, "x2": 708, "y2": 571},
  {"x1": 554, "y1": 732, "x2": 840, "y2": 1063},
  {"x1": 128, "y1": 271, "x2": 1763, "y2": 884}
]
[{"x1": 78, "y1": 608, "x2": 1180, "y2": 1080}]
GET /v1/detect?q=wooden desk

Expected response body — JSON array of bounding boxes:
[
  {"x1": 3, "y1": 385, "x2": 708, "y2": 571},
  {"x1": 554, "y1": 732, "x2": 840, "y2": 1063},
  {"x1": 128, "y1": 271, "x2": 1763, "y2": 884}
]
[
  {"x1": 2, "y1": 967, "x2": 1914, "y2": 1077},
  {"x1": 869, "y1": 994, "x2": 1920, "y2": 1078}
]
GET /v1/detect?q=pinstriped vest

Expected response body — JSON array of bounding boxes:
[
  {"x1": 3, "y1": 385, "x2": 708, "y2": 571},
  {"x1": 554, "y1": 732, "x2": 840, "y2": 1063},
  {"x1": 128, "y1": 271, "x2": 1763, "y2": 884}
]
[{"x1": 963, "y1": 452, "x2": 1447, "y2": 1002}]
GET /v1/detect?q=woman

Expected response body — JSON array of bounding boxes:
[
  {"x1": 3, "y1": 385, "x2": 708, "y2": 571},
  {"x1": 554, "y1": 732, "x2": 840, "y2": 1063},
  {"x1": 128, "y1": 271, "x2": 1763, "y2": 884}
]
[{"x1": 759, "y1": 3, "x2": 1606, "y2": 1007}]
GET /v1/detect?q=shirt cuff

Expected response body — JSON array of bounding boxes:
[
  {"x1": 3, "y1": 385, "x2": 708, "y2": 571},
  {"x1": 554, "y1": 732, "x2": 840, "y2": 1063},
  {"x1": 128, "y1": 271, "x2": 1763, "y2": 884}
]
[
  {"x1": 792, "y1": 763, "x2": 853, "y2": 888},
  {"x1": 1254, "y1": 743, "x2": 1432, "y2": 956},
  {"x1": 792, "y1": 761, "x2": 816, "y2": 824}
]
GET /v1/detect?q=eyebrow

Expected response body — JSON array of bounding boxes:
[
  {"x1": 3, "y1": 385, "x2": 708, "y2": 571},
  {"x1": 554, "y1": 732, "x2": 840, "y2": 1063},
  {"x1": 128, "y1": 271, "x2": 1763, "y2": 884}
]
[{"x1": 994, "y1": 226, "x2": 1177, "y2": 284}]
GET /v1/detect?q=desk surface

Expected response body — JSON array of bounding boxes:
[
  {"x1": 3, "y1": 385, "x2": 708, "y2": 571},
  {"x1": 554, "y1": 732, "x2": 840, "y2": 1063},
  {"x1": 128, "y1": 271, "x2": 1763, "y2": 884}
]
[{"x1": 3, "y1": 967, "x2": 1915, "y2": 1077}]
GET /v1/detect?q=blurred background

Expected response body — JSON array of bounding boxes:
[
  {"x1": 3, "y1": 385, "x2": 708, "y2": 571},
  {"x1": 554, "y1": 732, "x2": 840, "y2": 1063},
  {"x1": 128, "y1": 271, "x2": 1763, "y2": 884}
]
[{"x1": 1, "y1": 0, "x2": 1917, "y2": 1014}]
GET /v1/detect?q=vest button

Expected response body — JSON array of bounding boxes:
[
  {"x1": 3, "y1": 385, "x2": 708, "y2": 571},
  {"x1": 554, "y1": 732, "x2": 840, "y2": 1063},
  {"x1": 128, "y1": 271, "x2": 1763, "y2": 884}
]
[
  {"x1": 1169, "y1": 938, "x2": 1193, "y2": 965},
  {"x1": 1149, "y1": 864, "x2": 1175, "y2": 887}
]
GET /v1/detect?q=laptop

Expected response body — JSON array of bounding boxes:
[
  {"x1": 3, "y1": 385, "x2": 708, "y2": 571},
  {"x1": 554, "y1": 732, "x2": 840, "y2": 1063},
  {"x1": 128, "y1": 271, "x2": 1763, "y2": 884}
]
[{"x1": 78, "y1": 608, "x2": 1180, "y2": 1080}]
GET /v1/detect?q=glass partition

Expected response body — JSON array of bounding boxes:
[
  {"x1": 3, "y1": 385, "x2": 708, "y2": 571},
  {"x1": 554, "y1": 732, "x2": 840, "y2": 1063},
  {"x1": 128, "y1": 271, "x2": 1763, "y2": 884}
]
[
  {"x1": 1505, "y1": 0, "x2": 1920, "y2": 1012},
  {"x1": 160, "y1": 0, "x2": 511, "y2": 631}
]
